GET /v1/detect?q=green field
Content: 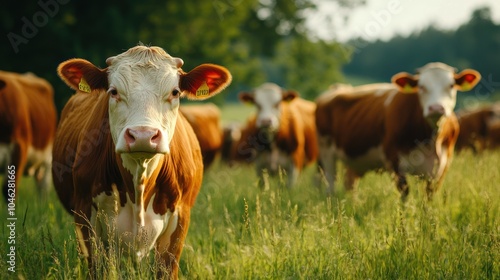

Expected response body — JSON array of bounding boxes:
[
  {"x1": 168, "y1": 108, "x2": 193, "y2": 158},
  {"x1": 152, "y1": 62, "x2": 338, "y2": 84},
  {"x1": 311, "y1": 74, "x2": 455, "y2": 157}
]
[{"x1": 1, "y1": 127, "x2": 499, "y2": 279}]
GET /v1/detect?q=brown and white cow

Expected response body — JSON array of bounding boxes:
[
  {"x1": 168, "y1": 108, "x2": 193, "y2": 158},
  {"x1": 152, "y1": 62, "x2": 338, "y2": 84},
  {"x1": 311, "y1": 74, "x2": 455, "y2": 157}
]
[
  {"x1": 0, "y1": 71, "x2": 57, "y2": 201},
  {"x1": 52, "y1": 45, "x2": 231, "y2": 279},
  {"x1": 316, "y1": 62, "x2": 481, "y2": 200},
  {"x1": 179, "y1": 103, "x2": 222, "y2": 169},
  {"x1": 237, "y1": 83, "x2": 318, "y2": 187}
]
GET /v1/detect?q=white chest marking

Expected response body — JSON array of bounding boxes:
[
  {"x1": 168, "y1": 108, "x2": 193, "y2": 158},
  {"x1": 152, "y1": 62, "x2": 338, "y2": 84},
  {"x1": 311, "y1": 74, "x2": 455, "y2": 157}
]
[{"x1": 92, "y1": 187, "x2": 178, "y2": 260}]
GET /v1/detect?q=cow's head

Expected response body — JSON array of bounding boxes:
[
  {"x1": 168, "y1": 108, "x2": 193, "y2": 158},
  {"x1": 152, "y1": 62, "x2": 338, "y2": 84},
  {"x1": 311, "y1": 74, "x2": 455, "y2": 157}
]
[
  {"x1": 58, "y1": 45, "x2": 231, "y2": 167},
  {"x1": 239, "y1": 83, "x2": 298, "y2": 133},
  {"x1": 392, "y1": 62, "x2": 481, "y2": 126}
]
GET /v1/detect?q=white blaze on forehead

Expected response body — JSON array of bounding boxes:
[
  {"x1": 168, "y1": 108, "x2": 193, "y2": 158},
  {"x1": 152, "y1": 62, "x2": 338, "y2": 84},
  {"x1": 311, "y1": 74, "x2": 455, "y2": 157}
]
[
  {"x1": 107, "y1": 46, "x2": 182, "y2": 154},
  {"x1": 417, "y1": 63, "x2": 458, "y2": 117},
  {"x1": 253, "y1": 83, "x2": 283, "y2": 130}
]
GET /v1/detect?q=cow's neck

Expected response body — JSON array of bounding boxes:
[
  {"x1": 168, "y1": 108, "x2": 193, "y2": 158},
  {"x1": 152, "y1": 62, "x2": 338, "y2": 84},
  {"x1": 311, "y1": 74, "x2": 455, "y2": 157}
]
[{"x1": 120, "y1": 154, "x2": 163, "y2": 227}]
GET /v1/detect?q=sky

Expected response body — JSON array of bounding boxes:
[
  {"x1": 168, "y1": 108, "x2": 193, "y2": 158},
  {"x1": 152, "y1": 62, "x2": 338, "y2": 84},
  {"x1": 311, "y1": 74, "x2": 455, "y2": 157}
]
[{"x1": 307, "y1": 0, "x2": 500, "y2": 42}]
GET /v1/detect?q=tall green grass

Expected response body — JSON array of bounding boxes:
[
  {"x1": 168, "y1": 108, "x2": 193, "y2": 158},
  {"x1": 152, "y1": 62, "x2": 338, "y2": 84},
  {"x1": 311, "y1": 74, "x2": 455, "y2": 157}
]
[{"x1": 1, "y1": 150, "x2": 499, "y2": 279}]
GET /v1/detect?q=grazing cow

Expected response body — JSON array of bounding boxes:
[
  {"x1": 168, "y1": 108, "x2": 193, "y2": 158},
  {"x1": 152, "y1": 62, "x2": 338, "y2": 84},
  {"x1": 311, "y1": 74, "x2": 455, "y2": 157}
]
[
  {"x1": 316, "y1": 62, "x2": 481, "y2": 200},
  {"x1": 179, "y1": 103, "x2": 222, "y2": 169},
  {"x1": 237, "y1": 83, "x2": 318, "y2": 187},
  {"x1": 52, "y1": 45, "x2": 231, "y2": 279},
  {"x1": 0, "y1": 71, "x2": 57, "y2": 201},
  {"x1": 455, "y1": 106, "x2": 497, "y2": 153}
]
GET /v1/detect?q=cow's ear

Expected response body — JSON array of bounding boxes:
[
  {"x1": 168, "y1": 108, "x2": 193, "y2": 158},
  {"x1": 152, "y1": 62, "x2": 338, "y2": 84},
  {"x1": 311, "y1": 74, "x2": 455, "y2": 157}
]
[
  {"x1": 57, "y1": 59, "x2": 108, "y2": 93},
  {"x1": 392, "y1": 72, "x2": 419, "y2": 94},
  {"x1": 282, "y1": 90, "x2": 298, "y2": 102},
  {"x1": 455, "y1": 69, "x2": 481, "y2": 91},
  {"x1": 180, "y1": 64, "x2": 232, "y2": 100},
  {"x1": 239, "y1": 91, "x2": 254, "y2": 104}
]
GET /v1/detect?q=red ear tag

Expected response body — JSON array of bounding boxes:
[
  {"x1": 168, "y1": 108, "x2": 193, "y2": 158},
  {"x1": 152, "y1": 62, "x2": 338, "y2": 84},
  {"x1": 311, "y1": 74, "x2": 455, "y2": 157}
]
[
  {"x1": 78, "y1": 78, "x2": 91, "y2": 93},
  {"x1": 464, "y1": 74, "x2": 476, "y2": 83},
  {"x1": 196, "y1": 81, "x2": 209, "y2": 97}
]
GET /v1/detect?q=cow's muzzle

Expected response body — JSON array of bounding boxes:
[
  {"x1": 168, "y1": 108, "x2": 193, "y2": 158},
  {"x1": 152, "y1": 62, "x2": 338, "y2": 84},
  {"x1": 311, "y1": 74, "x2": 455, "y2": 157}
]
[{"x1": 124, "y1": 126, "x2": 163, "y2": 153}]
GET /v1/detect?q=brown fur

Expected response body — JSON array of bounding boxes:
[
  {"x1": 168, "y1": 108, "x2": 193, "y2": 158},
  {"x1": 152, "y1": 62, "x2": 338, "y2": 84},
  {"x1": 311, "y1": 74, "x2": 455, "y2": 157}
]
[
  {"x1": 316, "y1": 84, "x2": 459, "y2": 199},
  {"x1": 455, "y1": 106, "x2": 495, "y2": 153},
  {"x1": 0, "y1": 71, "x2": 57, "y2": 200},
  {"x1": 52, "y1": 88, "x2": 203, "y2": 279},
  {"x1": 53, "y1": 46, "x2": 231, "y2": 279},
  {"x1": 179, "y1": 103, "x2": 222, "y2": 169}
]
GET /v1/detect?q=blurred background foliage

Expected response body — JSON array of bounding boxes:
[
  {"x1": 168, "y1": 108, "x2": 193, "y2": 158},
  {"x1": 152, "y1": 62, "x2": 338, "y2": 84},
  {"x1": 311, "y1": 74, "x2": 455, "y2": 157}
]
[{"x1": 1, "y1": 1, "x2": 499, "y2": 112}]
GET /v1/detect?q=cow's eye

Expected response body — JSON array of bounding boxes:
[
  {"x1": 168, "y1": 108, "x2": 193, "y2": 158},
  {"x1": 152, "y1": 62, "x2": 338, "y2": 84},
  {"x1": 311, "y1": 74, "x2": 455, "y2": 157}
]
[
  {"x1": 419, "y1": 85, "x2": 427, "y2": 92},
  {"x1": 108, "y1": 88, "x2": 118, "y2": 96},
  {"x1": 172, "y1": 88, "x2": 180, "y2": 97},
  {"x1": 450, "y1": 84, "x2": 454, "y2": 89}
]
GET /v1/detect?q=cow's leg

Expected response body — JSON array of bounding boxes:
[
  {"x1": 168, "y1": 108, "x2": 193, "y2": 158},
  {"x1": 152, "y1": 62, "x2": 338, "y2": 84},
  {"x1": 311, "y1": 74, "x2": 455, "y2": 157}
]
[
  {"x1": 255, "y1": 153, "x2": 270, "y2": 189},
  {"x1": 396, "y1": 173, "x2": 410, "y2": 202},
  {"x1": 73, "y1": 209, "x2": 94, "y2": 278},
  {"x1": 425, "y1": 180, "x2": 436, "y2": 201},
  {"x1": 156, "y1": 208, "x2": 187, "y2": 279},
  {"x1": 201, "y1": 150, "x2": 218, "y2": 170},
  {"x1": 34, "y1": 160, "x2": 52, "y2": 198},
  {"x1": 319, "y1": 137, "x2": 337, "y2": 195},
  {"x1": 2, "y1": 142, "x2": 27, "y2": 201},
  {"x1": 285, "y1": 164, "x2": 299, "y2": 188},
  {"x1": 344, "y1": 168, "x2": 359, "y2": 191}
]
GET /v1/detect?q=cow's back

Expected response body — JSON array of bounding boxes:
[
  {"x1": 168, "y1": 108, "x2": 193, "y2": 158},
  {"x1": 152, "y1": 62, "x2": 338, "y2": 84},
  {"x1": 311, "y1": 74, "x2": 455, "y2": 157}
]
[
  {"x1": 0, "y1": 71, "x2": 56, "y2": 148},
  {"x1": 316, "y1": 84, "x2": 396, "y2": 158}
]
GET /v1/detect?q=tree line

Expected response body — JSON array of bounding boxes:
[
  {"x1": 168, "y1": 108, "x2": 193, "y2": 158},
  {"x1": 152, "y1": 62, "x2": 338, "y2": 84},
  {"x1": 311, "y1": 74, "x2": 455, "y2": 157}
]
[
  {"x1": 3, "y1": 2, "x2": 497, "y2": 112},
  {"x1": 1, "y1": 0, "x2": 363, "y2": 111},
  {"x1": 343, "y1": 6, "x2": 500, "y2": 109}
]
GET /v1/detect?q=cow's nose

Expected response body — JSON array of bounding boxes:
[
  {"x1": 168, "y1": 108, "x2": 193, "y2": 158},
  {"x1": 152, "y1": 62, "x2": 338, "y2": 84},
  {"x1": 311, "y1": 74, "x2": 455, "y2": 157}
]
[
  {"x1": 260, "y1": 118, "x2": 272, "y2": 128},
  {"x1": 428, "y1": 104, "x2": 445, "y2": 116},
  {"x1": 124, "y1": 126, "x2": 162, "y2": 152}
]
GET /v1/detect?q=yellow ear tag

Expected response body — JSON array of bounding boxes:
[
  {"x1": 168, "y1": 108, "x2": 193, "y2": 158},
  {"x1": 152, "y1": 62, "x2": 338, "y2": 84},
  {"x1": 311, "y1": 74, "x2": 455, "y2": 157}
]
[
  {"x1": 196, "y1": 81, "x2": 210, "y2": 97},
  {"x1": 461, "y1": 82, "x2": 471, "y2": 91},
  {"x1": 403, "y1": 83, "x2": 414, "y2": 93},
  {"x1": 78, "y1": 77, "x2": 91, "y2": 93}
]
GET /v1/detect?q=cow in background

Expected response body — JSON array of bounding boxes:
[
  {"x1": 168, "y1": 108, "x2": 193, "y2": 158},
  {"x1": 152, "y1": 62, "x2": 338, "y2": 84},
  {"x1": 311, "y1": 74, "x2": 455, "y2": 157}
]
[
  {"x1": 179, "y1": 103, "x2": 222, "y2": 169},
  {"x1": 53, "y1": 45, "x2": 231, "y2": 278},
  {"x1": 237, "y1": 83, "x2": 318, "y2": 188},
  {"x1": 316, "y1": 62, "x2": 481, "y2": 200},
  {"x1": 455, "y1": 104, "x2": 500, "y2": 153},
  {"x1": 0, "y1": 71, "x2": 57, "y2": 201},
  {"x1": 220, "y1": 121, "x2": 243, "y2": 165}
]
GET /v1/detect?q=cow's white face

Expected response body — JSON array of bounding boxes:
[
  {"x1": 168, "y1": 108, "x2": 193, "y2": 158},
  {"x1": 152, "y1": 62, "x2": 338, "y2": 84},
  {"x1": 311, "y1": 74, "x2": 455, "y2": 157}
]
[
  {"x1": 417, "y1": 66, "x2": 457, "y2": 119},
  {"x1": 57, "y1": 45, "x2": 232, "y2": 180},
  {"x1": 253, "y1": 83, "x2": 283, "y2": 131},
  {"x1": 239, "y1": 83, "x2": 297, "y2": 133},
  {"x1": 392, "y1": 62, "x2": 481, "y2": 126},
  {"x1": 106, "y1": 50, "x2": 184, "y2": 156}
]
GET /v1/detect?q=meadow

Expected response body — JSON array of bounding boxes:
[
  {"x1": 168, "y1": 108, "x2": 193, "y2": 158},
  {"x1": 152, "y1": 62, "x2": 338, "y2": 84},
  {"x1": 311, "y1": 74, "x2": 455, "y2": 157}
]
[{"x1": 1, "y1": 105, "x2": 499, "y2": 279}]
